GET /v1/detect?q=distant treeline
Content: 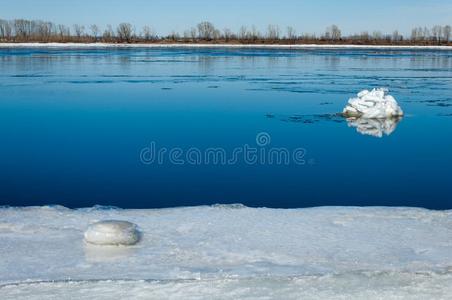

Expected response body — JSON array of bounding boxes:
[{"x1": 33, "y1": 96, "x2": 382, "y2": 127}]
[{"x1": 0, "y1": 19, "x2": 451, "y2": 45}]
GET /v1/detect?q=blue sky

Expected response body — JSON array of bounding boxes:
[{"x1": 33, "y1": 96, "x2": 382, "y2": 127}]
[{"x1": 1, "y1": 0, "x2": 451, "y2": 35}]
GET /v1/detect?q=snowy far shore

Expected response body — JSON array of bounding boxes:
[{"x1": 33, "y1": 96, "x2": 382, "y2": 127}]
[
  {"x1": 1, "y1": 42, "x2": 452, "y2": 50},
  {"x1": 1, "y1": 205, "x2": 452, "y2": 299}
]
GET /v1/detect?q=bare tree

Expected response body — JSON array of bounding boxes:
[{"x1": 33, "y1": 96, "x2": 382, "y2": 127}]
[
  {"x1": 392, "y1": 30, "x2": 402, "y2": 42},
  {"x1": 423, "y1": 27, "x2": 430, "y2": 41},
  {"x1": 411, "y1": 27, "x2": 427, "y2": 41},
  {"x1": 73, "y1": 24, "x2": 85, "y2": 39},
  {"x1": 197, "y1": 21, "x2": 216, "y2": 40},
  {"x1": 102, "y1": 25, "x2": 114, "y2": 41},
  {"x1": 239, "y1": 26, "x2": 248, "y2": 40},
  {"x1": 267, "y1": 24, "x2": 281, "y2": 40},
  {"x1": 432, "y1": 25, "x2": 442, "y2": 43},
  {"x1": 372, "y1": 31, "x2": 382, "y2": 40},
  {"x1": 142, "y1": 25, "x2": 155, "y2": 40},
  {"x1": 189, "y1": 27, "x2": 197, "y2": 41},
  {"x1": 360, "y1": 31, "x2": 370, "y2": 41},
  {"x1": 332, "y1": 25, "x2": 341, "y2": 40},
  {"x1": 90, "y1": 24, "x2": 100, "y2": 39},
  {"x1": 325, "y1": 25, "x2": 341, "y2": 40},
  {"x1": 444, "y1": 25, "x2": 451, "y2": 42},
  {"x1": 0, "y1": 19, "x2": 12, "y2": 40},
  {"x1": 301, "y1": 32, "x2": 315, "y2": 41},
  {"x1": 286, "y1": 26, "x2": 296, "y2": 40},
  {"x1": 14, "y1": 19, "x2": 32, "y2": 40},
  {"x1": 57, "y1": 24, "x2": 70, "y2": 39},
  {"x1": 168, "y1": 30, "x2": 180, "y2": 41},
  {"x1": 411, "y1": 27, "x2": 419, "y2": 41},
  {"x1": 223, "y1": 28, "x2": 233, "y2": 41},
  {"x1": 117, "y1": 23, "x2": 133, "y2": 42},
  {"x1": 250, "y1": 25, "x2": 260, "y2": 40},
  {"x1": 36, "y1": 21, "x2": 54, "y2": 41},
  {"x1": 183, "y1": 30, "x2": 190, "y2": 40}
]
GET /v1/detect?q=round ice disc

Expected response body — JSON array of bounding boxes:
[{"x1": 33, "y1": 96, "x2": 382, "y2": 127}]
[{"x1": 84, "y1": 220, "x2": 140, "y2": 246}]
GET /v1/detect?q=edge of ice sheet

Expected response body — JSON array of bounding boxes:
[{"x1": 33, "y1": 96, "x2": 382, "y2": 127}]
[
  {"x1": 2, "y1": 271, "x2": 452, "y2": 300},
  {"x1": 1, "y1": 43, "x2": 452, "y2": 50}
]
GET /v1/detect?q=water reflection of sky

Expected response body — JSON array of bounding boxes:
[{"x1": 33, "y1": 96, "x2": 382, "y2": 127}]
[{"x1": 0, "y1": 48, "x2": 451, "y2": 209}]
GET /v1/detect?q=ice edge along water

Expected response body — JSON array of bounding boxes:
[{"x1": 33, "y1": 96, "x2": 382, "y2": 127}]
[
  {"x1": 1, "y1": 42, "x2": 452, "y2": 50},
  {"x1": 1, "y1": 205, "x2": 452, "y2": 299}
]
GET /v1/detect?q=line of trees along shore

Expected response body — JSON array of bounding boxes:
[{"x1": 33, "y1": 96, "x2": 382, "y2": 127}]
[{"x1": 0, "y1": 19, "x2": 451, "y2": 45}]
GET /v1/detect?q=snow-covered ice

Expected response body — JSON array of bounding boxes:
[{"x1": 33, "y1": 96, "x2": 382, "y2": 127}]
[
  {"x1": 1, "y1": 205, "x2": 452, "y2": 299},
  {"x1": 343, "y1": 88, "x2": 404, "y2": 119},
  {"x1": 84, "y1": 220, "x2": 140, "y2": 246}
]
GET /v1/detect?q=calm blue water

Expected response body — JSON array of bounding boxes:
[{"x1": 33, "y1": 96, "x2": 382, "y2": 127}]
[{"x1": 0, "y1": 47, "x2": 451, "y2": 209}]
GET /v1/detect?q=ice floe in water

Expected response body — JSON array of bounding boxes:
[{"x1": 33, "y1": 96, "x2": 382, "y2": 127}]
[
  {"x1": 346, "y1": 116, "x2": 402, "y2": 138},
  {"x1": 84, "y1": 220, "x2": 140, "y2": 246},
  {"x1": 1, "y1": 205, "x2": 452, "y2": 299},
  {"x1": 343, "y1": 88, "x2": 404, "y2": 118}
]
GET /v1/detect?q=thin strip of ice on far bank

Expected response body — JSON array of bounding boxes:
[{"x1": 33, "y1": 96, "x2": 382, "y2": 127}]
[{"x1": 0, "y1": 42, "x2": 452, "y2": 50}]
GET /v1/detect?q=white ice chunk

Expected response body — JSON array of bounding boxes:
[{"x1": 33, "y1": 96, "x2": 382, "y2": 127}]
[
  {"x1": 343, "y1": 88, "x2": 404, "y2": 118},
  {"x1": 84, "y1": 220, "x2": 140, "y2": 246}
]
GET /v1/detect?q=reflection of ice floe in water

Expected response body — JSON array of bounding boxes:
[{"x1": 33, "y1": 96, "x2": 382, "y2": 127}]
[
  {"x1": 266, "y1": 112, "x2": 401, "y2": 138},
  {"x1": 343, "y1": 88, "x2": 404, "y2": 118},
  {"x1": 346, "y1": 117, "x2": 402, "y2": 138}
]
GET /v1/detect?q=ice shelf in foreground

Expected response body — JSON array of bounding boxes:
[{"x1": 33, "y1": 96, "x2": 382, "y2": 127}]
[
  {"x1": 84, "y1": 220, "x2": 140, "y2": 246},
  {"x1": 343, "y1": 88, "x2": 404, "y2": 119},
  {"x1": 1, "y1": 205, "x2": 452, "y2": 299}
]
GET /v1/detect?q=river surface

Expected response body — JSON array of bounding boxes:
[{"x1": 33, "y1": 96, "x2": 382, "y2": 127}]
[{"x1": 0, "y1": 47, "x2": 451, "y2": 208}]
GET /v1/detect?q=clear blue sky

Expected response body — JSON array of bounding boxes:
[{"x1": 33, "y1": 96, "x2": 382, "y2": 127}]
[{"x1": 1, "y1": 0, "x2": 451, "y2": 36}]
